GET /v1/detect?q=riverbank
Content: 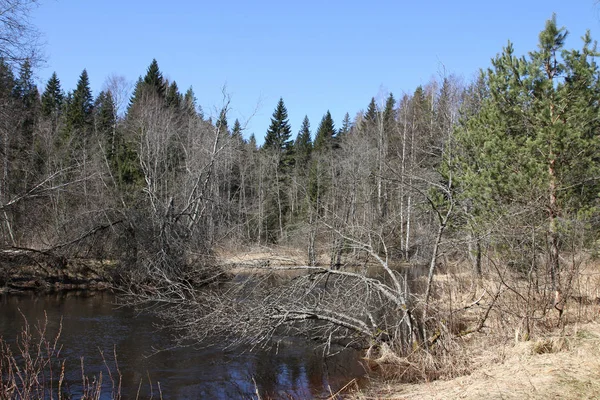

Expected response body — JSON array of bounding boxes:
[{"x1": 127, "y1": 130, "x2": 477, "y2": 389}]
[
  {"x1": 4, "y1": 245, "x2": 600, "y2": 399},
  {"x1": 0, "y1": 248, "x2": 115, "y2": 293},
  {"x1": 353, "y1": 321, "x2": 600, "y2": 399}
]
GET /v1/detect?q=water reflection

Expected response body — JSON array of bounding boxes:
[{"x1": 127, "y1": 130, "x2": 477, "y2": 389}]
[{"x1": 0, "y1": 292, "x2": 366, "y2": 399}]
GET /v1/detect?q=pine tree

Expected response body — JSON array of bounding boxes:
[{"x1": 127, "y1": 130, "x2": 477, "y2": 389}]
[
  {"x1": 13, "y1": 60, "x2": 38, "y2": 110},
  {"x1": 143, "y1": 59, "x2": 165, "y2": 98},
  {"x1": 165, "y1": 81, "x2": 182, "y2": 109},
  {"x1": 41, "y1": 72, "x2": 64, "y2": 118},
  {"x1": 309, "y1": 111, "x2": 336, "y2": 214},
  {"x1": 232, "y1": 119, "x2": 243, "y2": 141},
  {"x1": 313, "y1": 111, "x2": 336, "y2": 152},
  {"x1": 66, "y1": 69, "x2": 94, "y2": 134},
  {"x1": 12, "y1": 59, "x2": 40, "y2": 185},
  {"x1": 183, "y1": 87, "x2": 198, "y2": 117},
  {"x1": 264, "y1": 97, "x2": 292, "y2": 153},
  {"x1": 262, "y1": 98, "x2": 293, "y2": 241},
  {"x1": 128, "y1": 60, "x2": 166, "y2": 112},
  {"x1": 453, "y1": 16, "x2": 600, "y2": 291},
  {"x1": 383, "y1": 93, "x2": 396, "y2": 129},
  {"x1": 365, "y1": 97, "x2": 378, "y2": 123},
  {"x1": 410, "y1": 86, "x2": 434, "y2": 165},
  {"x1": 294, "y1": 115, "x2": 312, "y2": 170},
  {"x1": 338, "y1": 112, "x2": 351, "y2": 136},
  {"x1": 94, "y1": 91, "x2": 117, "y2": 153},
  {"x1": 127, "y1": 77, "x2": 143, "y2": 111},
  {"x1": 13, "y1": 59, "x2": 39, "y2": 133}
]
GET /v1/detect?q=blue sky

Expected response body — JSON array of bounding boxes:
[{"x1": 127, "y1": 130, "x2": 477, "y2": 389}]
[{"x1": 32, "y1": 0, "x2": 600, "y2": 142}]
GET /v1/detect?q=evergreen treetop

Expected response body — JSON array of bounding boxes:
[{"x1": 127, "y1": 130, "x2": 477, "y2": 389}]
[
  {"x1": 143, "y1": 59, "x2": 165, "y2": 98},
  {"x1": 295, "y1": 115, "x2": 312, "y2": 169},
  {"x1": 338, "y1": 112, "x2": 352, "y2": 136},
  {"x1": 232, "y1": 119, "x2": 243, "y2": 140},
  {"x1": 183, "y1": 87, "x2": 198, "y2": 117},
  {"x1": 383, "y1": 93, "x2": 396, "y2": 127},
  {"x1": 313, "y1": 111, "x2": 336, "y2": 152},
  {"x1": 14, "y1": 59, "x2": 37, "y2": 108},
  {"x1": 365, "y1": 97, "x2": 378, "y2": 123},
  {"x1": 453, "y1": 15, "x2": 600, "y2": 242},
  {"x1": 264, "y1": 97, "x2": 292, "y2": 152},
  {"x1": 66, "y1": 69, "x2": 94, "y2": 132},
  {"x1": 94, "y1": 90, "x2": 116, "y2": 134},
  {"x1": 165, "y1": 81, "x2": 182, "y2": 109},
  {"x1": 41, "y1": 72, "x2": 64, "y2": 118}
]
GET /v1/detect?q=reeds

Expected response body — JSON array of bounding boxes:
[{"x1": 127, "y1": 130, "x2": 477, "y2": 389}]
[{"x1": 0, "y1": 312, "x2": 122, "y2": 400}]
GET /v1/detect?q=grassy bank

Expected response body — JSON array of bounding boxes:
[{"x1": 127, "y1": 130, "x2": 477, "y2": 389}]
[{"x1": 345, "y1": 254, "x2": 600, "y2": 399}]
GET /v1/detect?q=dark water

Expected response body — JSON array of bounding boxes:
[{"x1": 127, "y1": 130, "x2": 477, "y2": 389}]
[{"x1": 0, "y1": 292, "x2": 366, "y2": 399}]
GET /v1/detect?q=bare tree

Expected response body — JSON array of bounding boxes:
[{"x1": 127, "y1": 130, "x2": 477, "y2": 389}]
[
  {"x1": 102, "y1": 73, "x2": 132, "y2": 118},
  {"x1": 0, "y1": 0, "x2": 43, "y2": 67},
  {"x1": 123, "y1": 225, "x2": 421, "y2": 355}
]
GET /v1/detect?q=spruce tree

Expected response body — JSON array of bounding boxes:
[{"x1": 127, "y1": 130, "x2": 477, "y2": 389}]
[
  {"x1": 14, "y1": 59, "x2": 39, "y2": 132},
  {"x1": 383, "y1": 93, "x2": 396, "y2": 128},
  {"x1": 41, "y1": 72, "x2": 64, "y2": 118},
  {"x1": 165, "y1": 81, "x2": 182, "y2": 109},
  {"x1": 232, "y1": 119, "x2": 243, "y2": 140},
  {"x1": 294, "y1": 115, "x2": 312, "y2": 170},
  {"x1": 128, "y1": 60, "x2": 166, "y2": 112},
  {"x1": 313, "y1": 111, "x2": 336, "y2": 152},
  {"x1": 309, "y1": 111, "x2": 336, "y2": 213},
  {"x1": 13, "y1": 60, "x2": 38, "y2": 110},
  {"x1": 410, "y1": 86, "x2": 433, "y2": 165},
  {"x1": 183, "y1": 87, "x2": 198, "y2": 117},
  {"x1": 143, "y1": 59, "x2": 165, "y2": 98},
  {"x1": 13, "y1": 59, "x2": 40, "y2": 185},
  {"x1": 338, "y1": 112, "x2": 351, "y2": 136},
  {"x1": 127, "y1": 77, "x2": 143, "y2": 111},
  {"x1": 262, "y1": 98, "x2": 293, "y2": 241},
  {"x1": 264, "y1": 97, "x2": 292, "y2": 152},
  {"x1": 0, "y1": 59, "x2": 14, "y2": 99},
  {"x1": 365, "y1": 97, "x2": 378, "y2": 123},
  {"x1": 94, "y1": 91, "x2": 116, "y2": 137},
  {"x1": 66, "y1": 69, "x2": 94, "y2": 134}
]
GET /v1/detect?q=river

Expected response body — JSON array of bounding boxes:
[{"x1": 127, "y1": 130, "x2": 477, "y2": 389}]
[{"x1": 0, "y1": 291, "x2": 367, "y2": 399}]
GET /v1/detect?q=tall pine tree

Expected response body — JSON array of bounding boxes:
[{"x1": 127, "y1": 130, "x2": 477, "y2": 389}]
[
  {"x1": 264, "y1": 97, "x2": 292, "y2": 153},
  {"x1": 453, "y1": 16, "x2": 600, "y2": 292},
  {"x1": 313, "y1": 111, "x2": 336, "y2": 152},
  {"x1": 294, "y1": 115, "x2": 312, "y2": 171},
  {"x1": 143, "y1": 59, "x2": 166, "y2": 98},
  {"x1": 66, "y1": 69, "x2": 94, "y2": 135},
  {"x1": 41, "y1": 72, "x2": 64, "y2": 119}
]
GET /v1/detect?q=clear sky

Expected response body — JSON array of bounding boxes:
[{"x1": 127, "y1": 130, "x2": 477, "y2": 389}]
[{"x1": 32, "y1": 0, "x2": 600, "y2": 142}]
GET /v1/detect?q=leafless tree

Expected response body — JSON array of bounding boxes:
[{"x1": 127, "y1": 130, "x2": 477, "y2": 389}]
[
  {"x1": 122, "y1": 225, "x2": 422, "y2": 355},
  {"x1": 0, "y1": 0, "x2": 43, "y2": 67},
  {"x1": 102, "y1": 73, "x2": 132, "y2": 118}
]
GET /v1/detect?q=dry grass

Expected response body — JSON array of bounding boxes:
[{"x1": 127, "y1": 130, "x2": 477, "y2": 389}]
[
  {"x1": 215, "y1": 244, "x2": 307, "y2": 267},
  {"x1": 350, "y1": 253, "x2": 600, "y2": 399},
  {"x1": 353, "y1": 321, "x2": 600, "y2": 399},
  {"x1": 199, "y1": 247, "x2": 600, "y2": 399}
]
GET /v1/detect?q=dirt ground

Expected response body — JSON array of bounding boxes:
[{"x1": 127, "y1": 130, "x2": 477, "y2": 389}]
[{"x1": 355, "y1": 322, "x2": 600, "y2": 399}]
